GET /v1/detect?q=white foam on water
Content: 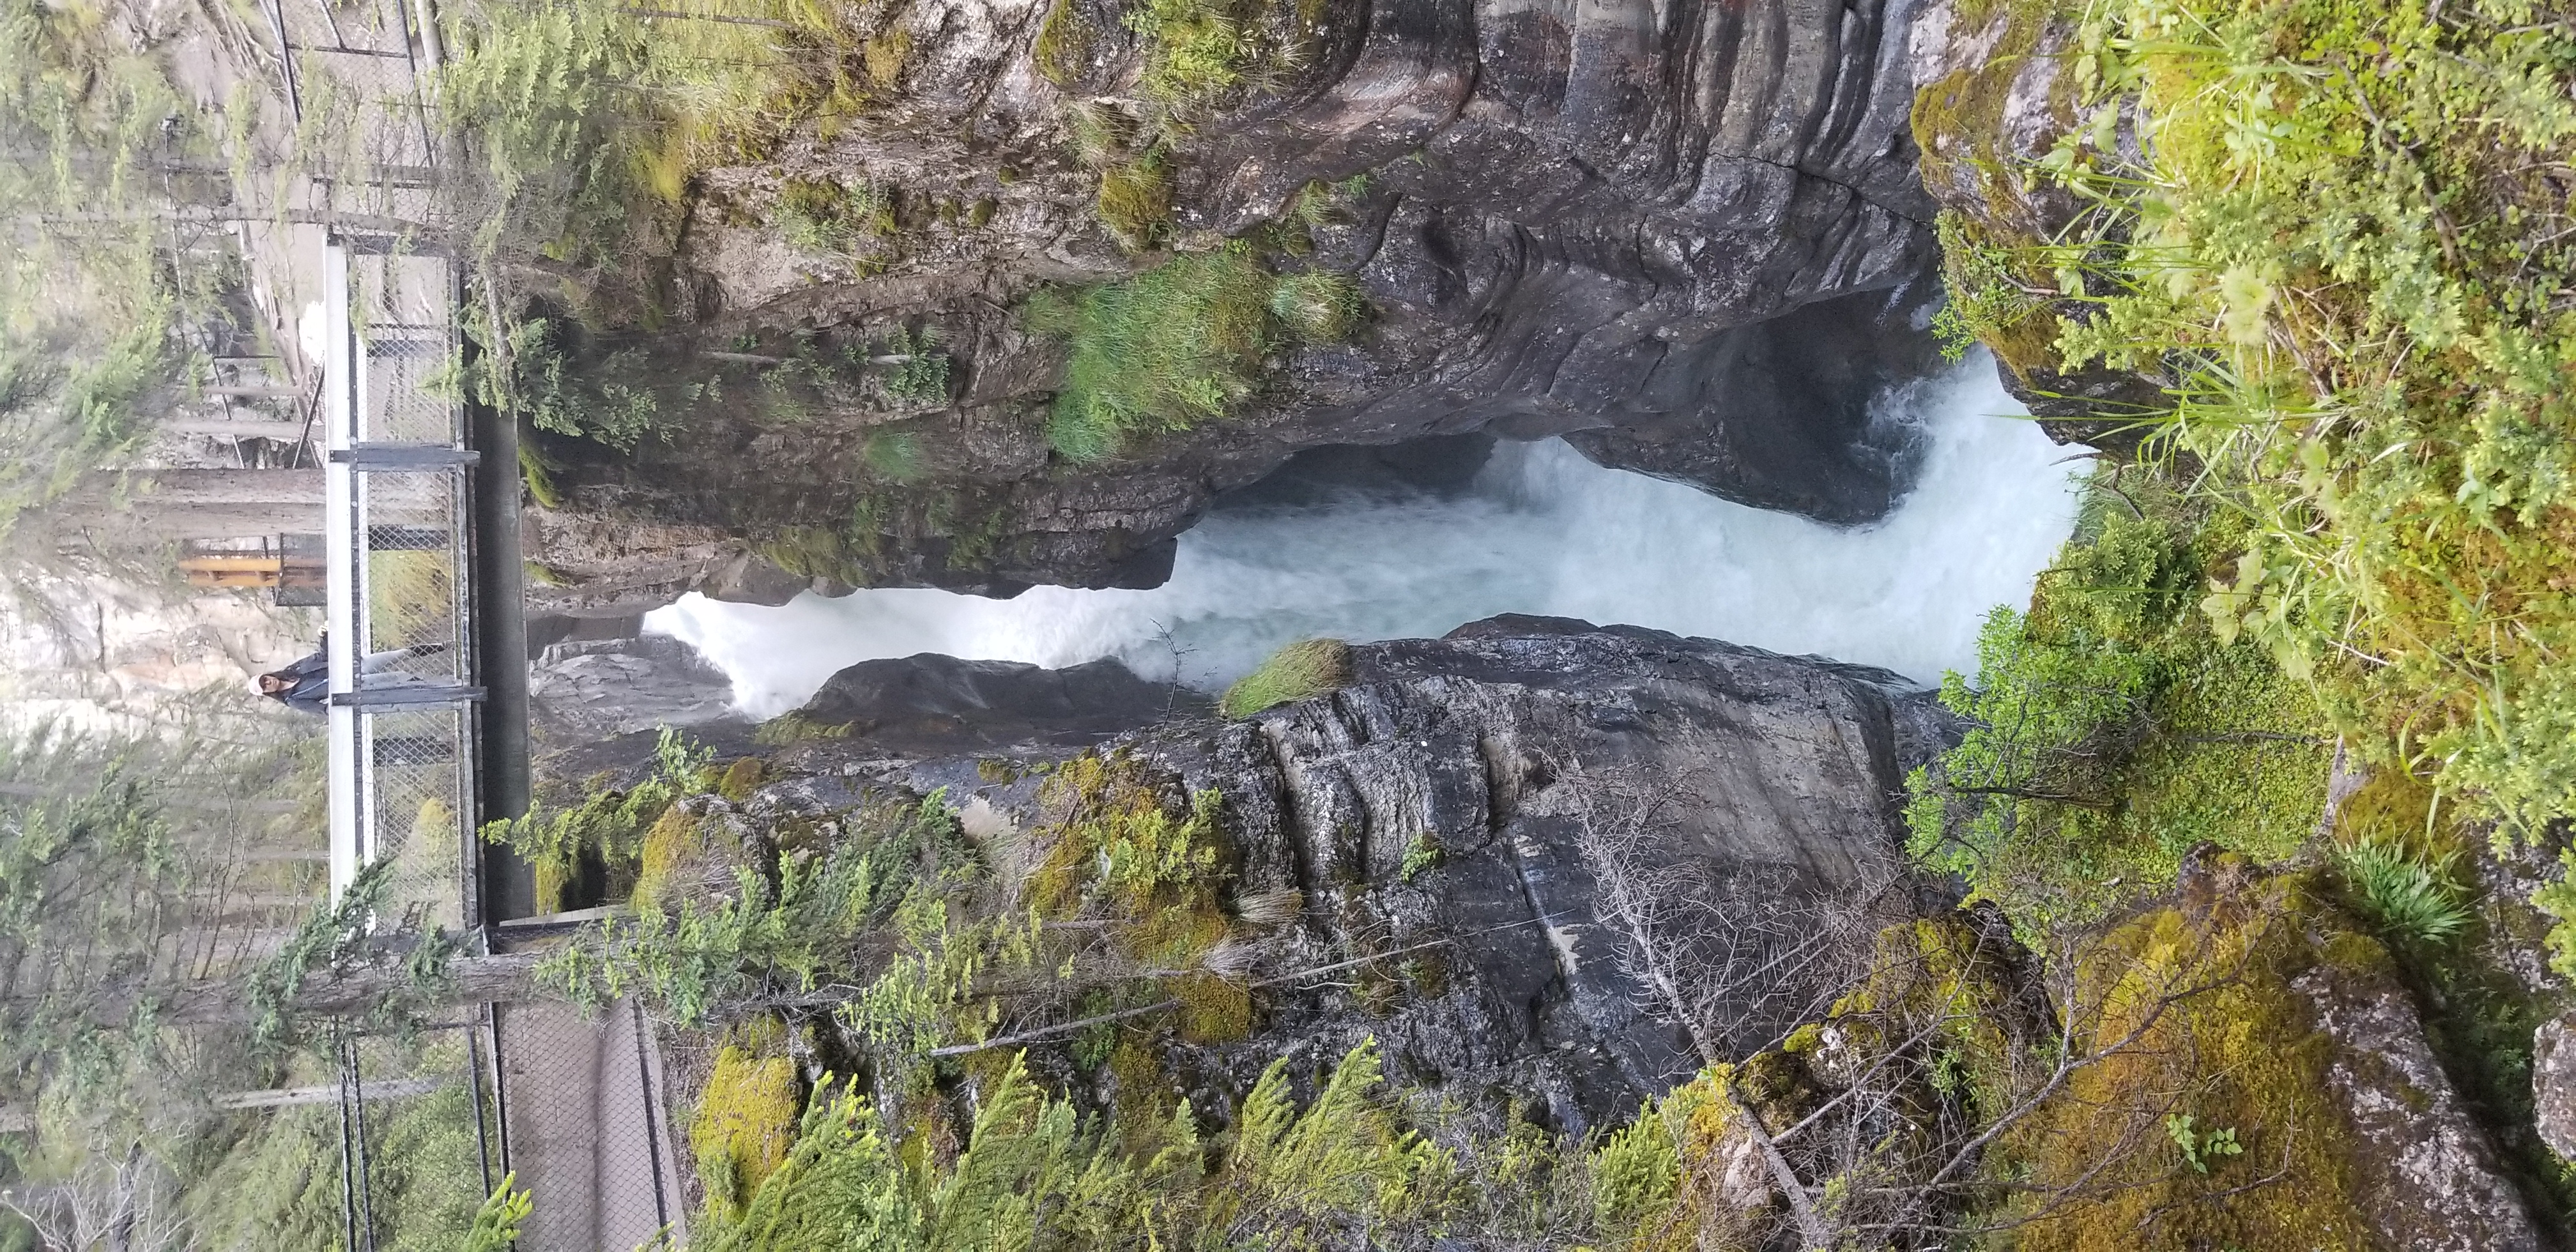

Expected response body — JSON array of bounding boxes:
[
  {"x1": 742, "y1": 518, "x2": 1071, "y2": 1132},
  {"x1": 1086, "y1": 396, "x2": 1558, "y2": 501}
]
[{"x1": 647, "y1": 355, "x2": 2087, "y2": 718}]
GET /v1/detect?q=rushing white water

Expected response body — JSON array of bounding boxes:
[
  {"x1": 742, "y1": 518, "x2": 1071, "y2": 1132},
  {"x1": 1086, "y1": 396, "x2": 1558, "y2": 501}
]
[{"x1": 648, "y1": 356, "x2": 2087, "y2": 718}]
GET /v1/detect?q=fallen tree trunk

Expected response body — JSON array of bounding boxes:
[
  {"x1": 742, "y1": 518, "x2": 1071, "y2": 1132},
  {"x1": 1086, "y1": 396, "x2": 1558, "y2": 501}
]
[{"x1": 43, "y1": 952, "x2": 555, "y2": 1028}]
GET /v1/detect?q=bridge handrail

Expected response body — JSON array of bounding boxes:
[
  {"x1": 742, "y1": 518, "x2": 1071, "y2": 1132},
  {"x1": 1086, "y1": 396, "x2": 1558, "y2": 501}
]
[{"x1": 322, "y1": 239, "x2": 481, "y2": 930}]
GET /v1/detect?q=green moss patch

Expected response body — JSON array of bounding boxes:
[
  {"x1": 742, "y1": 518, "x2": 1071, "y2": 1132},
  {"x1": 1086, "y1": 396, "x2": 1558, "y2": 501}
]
[
  {"x1": 1027, "y1": 754, "x2": 1231, "y2": 959},
  {"x1": 1034, "y1": 0, "x2": 1092, "y2": 83},
  {"x1": 1016, "y1": 753, "x2": 1249, "y2": 1044},
  {"x1": 1907, "y1": 471, "x2": 2332, "y2": 932},
  {"x1": 770, "y1": 175, "x2": 894, "y2": 258},
  {"x1": 1906, "y1": 3, "x2": 2050, "y2": 220},
  {"x1": 486, "y1": 730, "x2": 717, "y2": 912},
  {"x1": 631, "y1": 804, "x2": 702, "y2": 913},
  {"x1": 690, "y1": 1034, "x2": 803, "y2": 1225},
  {"x1": 2000, "y1": 871, "x2": 2388, "y2": 1248}
]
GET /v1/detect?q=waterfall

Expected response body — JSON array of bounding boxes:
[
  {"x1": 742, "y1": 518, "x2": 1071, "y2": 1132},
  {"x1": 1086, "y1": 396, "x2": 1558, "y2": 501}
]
[{"x1": 648, "y1": 356, "x2": 2086, "y2": 718}]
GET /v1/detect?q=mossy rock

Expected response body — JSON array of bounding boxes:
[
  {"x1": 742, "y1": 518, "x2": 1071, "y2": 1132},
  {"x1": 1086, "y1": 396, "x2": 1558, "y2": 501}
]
[
  {"x1": 1034, "y1": 0, "x2": 1092, "y2": 85},
  {"x1": 689, "y1": 1037, "x2": 802, "y2": 1224},
  {"x1": 2333, "y1": 768, "x2": 2465, "y2": 861},
  {"x1": 633, "y1": 804, "x2": 704, "y2": 913},
  {"x1": 862, "y1": 27, "x2": 911, "y2": 88},
  {"x1": 2001, "y1": 863, "x2": 2536, "y2": 1247},
  {"x1": 1108, "y1": 1036, "x2": 1181, "y2": 1124},
  {"x1": 717, "y1": 756, "x2": 765, "y2": 802},
  {"x1": 1655, "y1": 864, "x2": 2542, "y2": 1246},
  {"x1": 758, "y1": 523, "x2": 874, "y2": 586},
  {"x1": 1096, "y1": 151, "x2": 1173, "y2": 250},
  {"x1": 1173, "y1": 970, "x2": 1253, "y2": 1043},
  {"x1": 1907, "y1": 1, "x2": 2055, "y2": 226}
]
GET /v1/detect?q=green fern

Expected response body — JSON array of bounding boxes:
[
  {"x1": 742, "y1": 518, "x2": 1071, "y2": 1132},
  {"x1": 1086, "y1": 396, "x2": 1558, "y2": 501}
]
[{"x1": 700, "y1": 1040, "x2": 1430, "y2": 1249}]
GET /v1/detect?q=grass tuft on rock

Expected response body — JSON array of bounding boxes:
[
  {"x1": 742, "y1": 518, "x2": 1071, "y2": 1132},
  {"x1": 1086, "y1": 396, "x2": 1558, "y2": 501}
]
[
  {"x1": 1025, "y1": 247, "x2": 1365, "y2": 461},
  {"x1": 2336, "y1": 839, "x2": 2471, "y2": 946},
  {"x1": 1127, "y1": 0, "x2": 1253, "y2": 109},
  {"x1": 771, "y1": 175, "x2": 893, "y2": 257},
  {"x1": 1221, "y1": 637, "x2": 1353, "y2": 718},
  {"x1": 862, "y1": 430, "x2": 925, "y2": 482},
  {"x1": 1094, "y1": 148, "x2": 1174, "y2": 248}
]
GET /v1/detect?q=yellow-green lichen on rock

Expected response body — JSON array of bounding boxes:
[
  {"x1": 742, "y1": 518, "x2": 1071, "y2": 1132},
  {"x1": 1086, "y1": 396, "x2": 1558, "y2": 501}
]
[
  {"x1": 1995, "y1": 864, "x2": 2381, "y2": 1248},
  {"x1": 690, "y1": 1027, "x2": 804, "y2": 1226},
  {"x1": 1022, "y1": 752, "x2": 1249, "y2": 1042},
  {"x1": 633, "y1": 803, "x2": 706, "y2": 913}
]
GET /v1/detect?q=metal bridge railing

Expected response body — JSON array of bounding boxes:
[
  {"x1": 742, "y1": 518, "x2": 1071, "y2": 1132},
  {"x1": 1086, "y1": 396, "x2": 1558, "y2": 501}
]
[
  {"x1": 329, "y1": 1012, "x2": 505, "y2": 1252},
  {"x1": 323, "y1": 240, "x2": 482, "y2": 933},
  {"x1": 282, "y1": 9, "x2": 689, "y2": 1248}
]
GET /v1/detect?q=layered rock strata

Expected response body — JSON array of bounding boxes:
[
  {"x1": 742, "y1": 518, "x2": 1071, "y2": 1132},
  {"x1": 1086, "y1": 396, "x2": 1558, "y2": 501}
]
[
  {"x1": 524, "y1": 0, "x2": 1947, "y2": 609},
  {"x1": 762, "y1": 616, "x2": 1954, "y2": 1129}
]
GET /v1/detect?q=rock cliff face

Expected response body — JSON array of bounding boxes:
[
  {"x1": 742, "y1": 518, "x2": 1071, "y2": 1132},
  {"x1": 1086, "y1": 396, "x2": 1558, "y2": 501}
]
[
  {"x1": 2281, "y1": 909, "x2": 2550, "y2": 1249},
  {"x1": 764, "y1": 616, "x2": 1955, "y2": 1131},
  {"x1": 522, "y1": 0, "x2": 1947, "y2": 612},
  {"x1": 1904, "y1": 0, "x2": 2167, "y2": 448}
]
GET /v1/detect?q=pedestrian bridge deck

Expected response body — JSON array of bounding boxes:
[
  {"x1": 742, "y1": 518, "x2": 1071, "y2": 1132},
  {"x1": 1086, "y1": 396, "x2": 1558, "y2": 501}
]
[{"x1": 320, "y1": 238, "x2": 486, "y2": 928}]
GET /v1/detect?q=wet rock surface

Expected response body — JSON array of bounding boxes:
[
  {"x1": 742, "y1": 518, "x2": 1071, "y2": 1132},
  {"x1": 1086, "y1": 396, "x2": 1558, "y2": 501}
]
[
  {"x1": 795, "y1": 653, "x2": 1209, "y2": 753},
  {"x1": 1145, "y1": 618, "x2": 1956, "y2": 1127},
  {"x1": 1558, "y1": 284, "x2": 1948, "y2": 523},
  {"x1": 527, "y1": 633, "x2": 742, "y2": 743}
]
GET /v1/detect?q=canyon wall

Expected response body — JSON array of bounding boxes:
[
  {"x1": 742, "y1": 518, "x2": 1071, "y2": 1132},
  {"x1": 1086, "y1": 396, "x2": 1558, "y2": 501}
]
[{"x1": 525, "y1": 0, "x2": 1948, "y2": 611}]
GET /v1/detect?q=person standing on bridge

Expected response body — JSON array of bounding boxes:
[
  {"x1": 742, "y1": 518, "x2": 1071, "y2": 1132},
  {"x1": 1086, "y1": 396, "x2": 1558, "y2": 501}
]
[{"x1": 256, "y1": 638, "x2": 448, "y2": 714}]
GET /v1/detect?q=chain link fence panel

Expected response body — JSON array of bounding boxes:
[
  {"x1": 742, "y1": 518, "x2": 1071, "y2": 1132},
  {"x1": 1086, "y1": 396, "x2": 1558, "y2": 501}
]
[
  {"x1": 358, "y1": 706, "x2": 473, "y2": 931},
  {"x1": 492, "y1": 1000, "x2": 689, "y2": 1251},
  {"x1": 354, "y1": 467, "x2": 469, "y2": 669},
  {"x1": 334, "y1": 1017, "x2": 502, "y2": 1252}
]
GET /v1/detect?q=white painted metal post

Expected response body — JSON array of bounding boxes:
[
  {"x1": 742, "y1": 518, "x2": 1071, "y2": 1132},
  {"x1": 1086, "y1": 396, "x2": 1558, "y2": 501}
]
[{"x1": 325, "y1": 241, "x2": 361, "y2": 901}]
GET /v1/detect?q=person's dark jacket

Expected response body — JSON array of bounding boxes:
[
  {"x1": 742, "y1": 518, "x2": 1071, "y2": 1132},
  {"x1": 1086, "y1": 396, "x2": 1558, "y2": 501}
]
[{"x1": 262, "y1": 650, "x2": 330, "y2": 714}]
